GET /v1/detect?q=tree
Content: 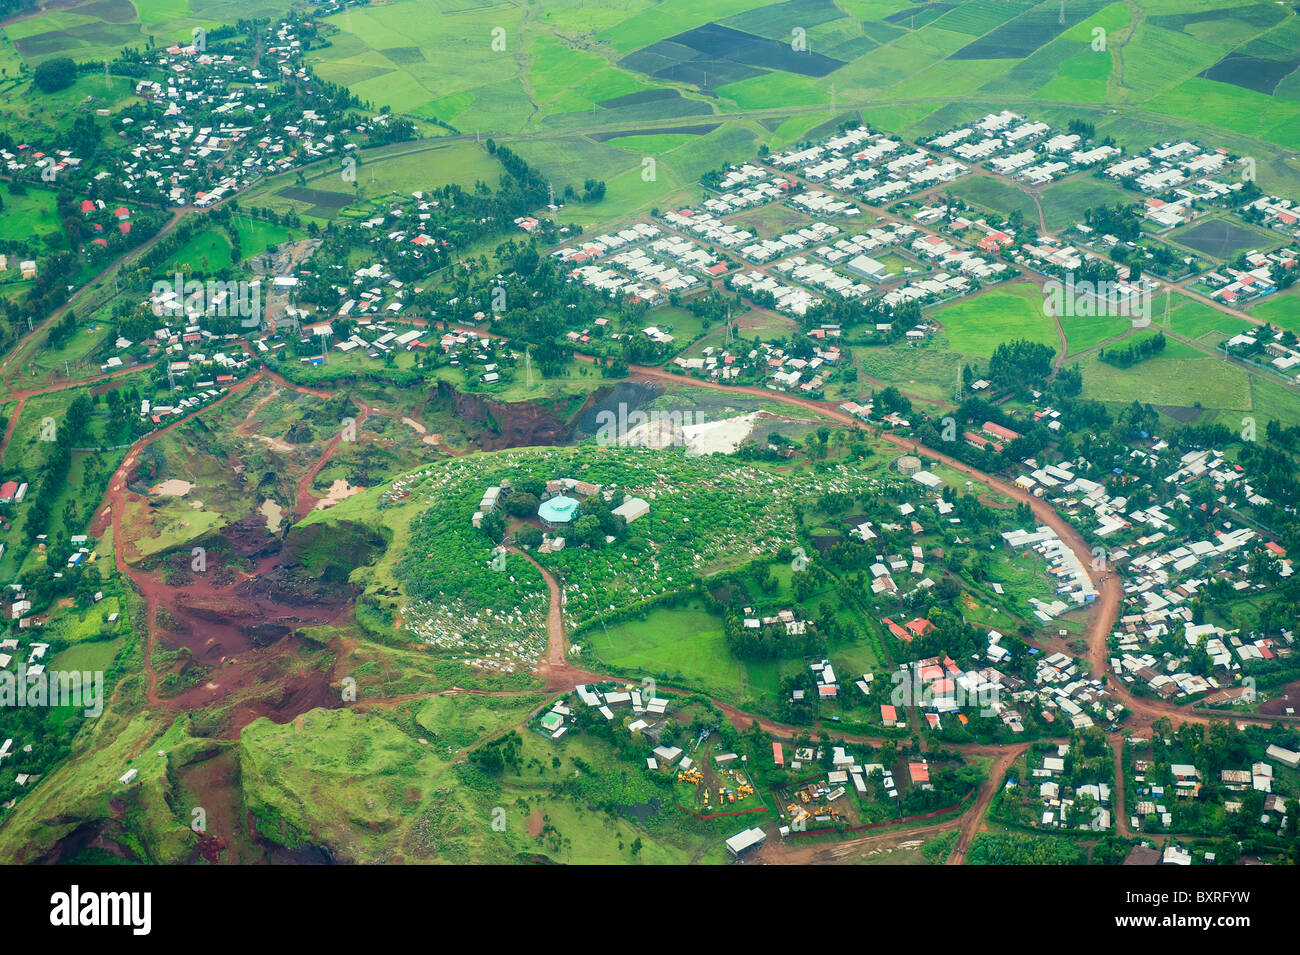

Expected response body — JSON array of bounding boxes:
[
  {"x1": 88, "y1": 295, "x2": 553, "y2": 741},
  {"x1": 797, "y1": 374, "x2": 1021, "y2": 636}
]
[
  {"x1": 571, "y1": 514, "x2": 601, "y2": 547},
  {"x1": 34, "y1": 57, "x2": 77, "y2": 93}
]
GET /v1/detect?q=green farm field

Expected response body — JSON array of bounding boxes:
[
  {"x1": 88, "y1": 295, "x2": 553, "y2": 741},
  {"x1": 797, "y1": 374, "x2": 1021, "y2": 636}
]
[{"x1": 934, "y1": 282, "x2": 1061, "y2": 358}]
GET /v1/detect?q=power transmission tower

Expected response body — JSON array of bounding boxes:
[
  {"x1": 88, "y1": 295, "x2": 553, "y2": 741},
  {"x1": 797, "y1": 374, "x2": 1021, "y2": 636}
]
[{"x1": 525, "y1": 346, "x2": 534, "y2": 388}]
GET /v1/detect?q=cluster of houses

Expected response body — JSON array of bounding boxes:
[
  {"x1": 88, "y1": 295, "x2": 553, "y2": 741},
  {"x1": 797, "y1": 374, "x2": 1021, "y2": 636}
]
[
  {"x1": 768, "y1": 126, "x2": 967, "y2": 206},
  {"x1": 864, "y1": 536, "x2": 938, "y2": 598},
  {"x1": 1103, "y1": 141, "x2": 1232, "y2": 197},
  {"x1": 774, "y1": 741, "x2": 906, "y2": 836},
  {"x1": 1015, "y1": 439, "x2": 1297, "y2": 697},
  {"x1": 727, "y1": 268, "x2": 822, "y2": 317},
  {"x1": 888, "y1": 642, "x2": 1120, "y2": 735},
  {"x1": 1224, "y1": 326, "x2": 1300, "y2": 382},
  {"x1": 1128, "y1": 742, "x2": 1296, "y2": 835},
  {"x1": 667, "y1": 336, "x2": 846, "y2": 393},
  {"x1": 661, "y1": 208, "x2": 756, "y2": 250},
  {"x1": 326, "y1": 259, "x2": 415, "y2": 323},
  {"x1": 559, "y1": 221, "x2": 736, "y2": 306},
  {"x1": 667, "y1": 129, "x2": 1023, "y2": 323},
  {"x1": 739, "y1": 220, "x2": 841, "y2": 264},
  {"x1": 538, "y1": 682, "x2": 672, "y2": 741},
  {"x1": 1001, "y1": 524, "x2": 1098, "y2": 618},
  {"x1": 701, "y1": 169, "x2": 796, "y2": 216},
  {"x1": 1245, "y1": 194, "x2": 1300, "y2": 238},
  {"x1": 1200, "y1": 247, "x2": 1297, "y2": 309},
  {"x1": 74, "y1": 199, "x2": 135, "y2": 249},
  {"x1": 1024, "y1": 743, "x2": 1113, "y2": 830},
  {"x1": 1140, "y1": 174, "x2": 1245, "y2": 230},
  {"x1": 56, "y1": 21, "x2": 374, "y2": 207},
  {"x1": 924, "y1": 111, "x2": 1120, "y2": 187}
]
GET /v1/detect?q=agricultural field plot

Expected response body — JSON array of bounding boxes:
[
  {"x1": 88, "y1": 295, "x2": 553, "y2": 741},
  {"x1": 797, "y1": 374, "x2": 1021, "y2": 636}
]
[
  {"x1": 1057, "y1": 310, "x2": 1133, "y2": 358},
  {"x1": 725, "y1": 202, "x2": 818, "y2": 237},
  {"x1": 1248, "y1": 289, "x2": 1300, "y2": 335},
  {"x1": 242, "y1": 141, "x2": 506, "y2": 223},
  {"x1": 588, "y1": 600, "x2": 768, "y2": 704},
  {"x1": 854, "y1": 283, "x2": 1062, "y2": 406},
  {"x1": 1078, "y1": 339, "x2": 1253, "y2": 420},
  {"x1": 1038, "y1": 176, "x2": 1136, "y2": 232},
  {"x1": 1155, "y1": 294, "x2": 1252, "y2": 344},
  {"x1": 857, "y1": 342, "x2": 967, "y2": 408},
  {"x1": 621, "y1": 21, "x2": 846, "y2": 93},
  {"x1": 2, "y1": 0, "x2": 294, "y2": 64},
  {"x1": 1167, "y1": 216, "x2": 1283, "y2": 261},
  {"x1": 312, "y1": 0, "x2": 662, "y2": 132},
  {"x1": 1196, "y1": 12, "x2": 1300, "y2": 97},
  {"x1": 0, "y1": 183, "x2": 64, "y2": 251},
  {"x1": 947, "y1": 0, "x2": 1111, "y2": 61},
  {"x1": 510, "y1": 123, "x2": 760, "y2": 224},
  {"x1": 933, "y1": 282, "x2": 1061, "y2": 359},
  {"x1": 948, "y1": 176, "x2": 1040, "y2": 223}
]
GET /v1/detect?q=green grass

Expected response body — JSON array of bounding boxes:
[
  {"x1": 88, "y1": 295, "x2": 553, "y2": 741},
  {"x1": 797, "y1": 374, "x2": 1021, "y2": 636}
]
[
  {"x1": 1080, "y1": 349, "x2": 1251, "y2": 411},
  {"x1": 950, "y1": 176, "x2": 1040, "y2": 222},
  {"x1": 0, "y1": 183, "x2": 63, "y2": 249},
  {"x1": 586, "y1": 600, "x2": 757, "y2": 704},
  {"x1": 717, "y1": 73, "x2": 829, "y2": 110},
  {"x1": 598, "y1": 0, "x2": 764, "y2": 52},
  {"x1": 935, "y1": 282, "x2": 1061, "y2": 359},
  {"x1": 1040, "y1": 177, "x2": 1138, "y2": 232},
  {"x1": 1247, "y1": 289, "x2": 1300, "y2": 335},
  {"x1": 1059, "y1": 311, "x2": 1133, "y2": 357},
  {"x1": 1159, "y1": 294, "x2": 1251, "y2": 342},
  {"x1": 603, "y1": 133, "x2": 702, "y2": 154},
  {"x1": 51, "y1": 636, "x2": 124, "y2": 674},
  {"x1": 165, "y1": 230, "x2": 233, "y2": 274},
  {"x1": 239, "y1": 701, "x2": 716, "y2": 863}
]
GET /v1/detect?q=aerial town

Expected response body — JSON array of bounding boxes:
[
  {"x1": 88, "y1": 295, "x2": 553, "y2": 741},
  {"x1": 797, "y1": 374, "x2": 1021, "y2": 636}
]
[{"x1": 0, "y1": 0, "x2": 1292, "y2": 931}]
